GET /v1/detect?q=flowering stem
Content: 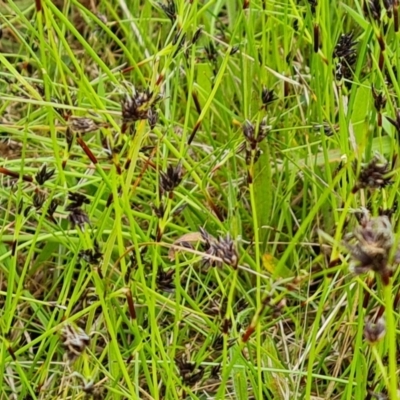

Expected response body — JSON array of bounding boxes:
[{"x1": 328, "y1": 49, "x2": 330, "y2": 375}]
[{"x1": 383, "y1": 277, "x2": 398, "y2": 399}]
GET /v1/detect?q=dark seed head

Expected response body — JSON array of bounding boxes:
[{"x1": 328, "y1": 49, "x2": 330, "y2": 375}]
[
  {"x1": 308, "y1": 0, "x2": 317, "y2": 13},
  {"x1": 68, "y1": 117, "x2": 102, "y2": 134},
  {"x1": 156, "y1": 268, "x2": 175, "y2": 292},
  {"x1": 353, "y1": 153, "x2": 394, "y2": 192},
  {"x1": 79, "y1": 242, "x2": 102, "y2": 265},
  {"x1": 47, "y1": 198, "x2": 59, "y2": 218},
  {"x1": 67, "y1": 192, "x2": 90, "y2": 209},
  {"x1": 333, "y1": 32, "x2": 357, "y2": 61},
  {"x1": 33, "y1": 190, "x2": 46, "y2": 209},
  {"x1": 147, "y1": 107, "x2": 158, "y2": 129},
  {"x1": 345, "y1": 210, "x2": 396, "y2": 282},
  {"x1": 159, "y1": 162, "x2": 183, "y2": 194},
  {"x1": 200, "y1": 227, "x2": 238, "y2": 268},
  {"x1": 261, "y1": 87, "x2": 276, "y2": 107},
  {"x1": 60, "y1": 324, "x2": 90, "y2": 363},
  {"x1": 364, "y1": 318, "x2": 386, "y2": 344},
  {"x1": 371, "y1": 86, "x2": 387, "y2": 112},
  {"x1": 35, "y1": 164, "x2": 55, "y2": 185},
  {"x1": 383, "y1": 0, "x2": 394, "y2": 17},
  {"x1": 121, "y1": 89, "x2": 161, "y2": 131},
  {"x1": 192, "y1": 28, "x2": 202, "y2": 44},
  {"x1": 242, "y1": 120, "x2": 255, "y2": 142},
  {"x1": 158, "y1": 0, "x2": 176, "y2": 22},
  {"x1": 364, "y1": 0, "x2": 382, "y2": 21},
  {"x1": 68, "y1": 208, "x2": 90, "y2": 230}
]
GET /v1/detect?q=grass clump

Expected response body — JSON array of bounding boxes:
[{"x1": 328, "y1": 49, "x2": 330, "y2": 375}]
[{"x1": 1, "y1": 0, "x2": 400, "y2": 399}]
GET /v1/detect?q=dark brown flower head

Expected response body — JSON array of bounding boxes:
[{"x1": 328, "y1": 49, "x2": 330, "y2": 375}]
[
  {"x1": 47, "y1": 198, "x2": 59, "y2": 218},
  {"x1": 151, "y1": 203, "x2": 165, "y2": 218},
  {"x1": 333, "y1": 32, "x2": 357, "y2": 61},
  {"x1": 158, "y1": 0, "x2": 176, "y2": 22},
  {"x1": 200, "y1": 227, "x2": 239, "y2": 269},
  {"x1": 122, "y1": 89, "x2": 152, "y2": 123},
  {"x1": 68, "y1": 192, "x2": 90, "y2": 209},
  {"x1": 353, "y1": 153, "x2": 394, "y2": 192},
  {"x1": 68, "y1": 117, "x2": 102, "y2": 134},
  {"x1": 172, "y1": 30, "x2": 186, "y2": 47},
  {"x1": 215, "y1": 234, "x2": 239, "y2": 268},
  {"x1": 364, "y1": 0, "x2": 382, "y2": 21},
  {"x1": 192, "y1": 28, "x2": 202, "y2": 44},
  {"x1": 33, "y1": 191, "x2": 46, "y2": 209},
  {"x1": 242, "y1": 120, "x2": 255, "y2": 142},
  {"x1": 156, "y1": 268, "x2": 175, "y2": 292},
  {"x1": 345, "y1": 210, "x2": 395, "y2": 283},
  {"x1": 147, "y1": 107, "x2": 158, "y2": 129},
  {"x1": 333, "y1": 32, "x2": 357, "y2": 82},
  {"x1": 261, "y1": 87, "x2": 276, "y2": 107},
  {"x1": 159, "y1": 162, "x2": 183, "y2": 194},
  {"x1": 68, "y1": 208, "x2": 90, "y2": 230},
  {"x1": 35, "y1": 164, "x2": 55, "y2": 185},
  {"x1": 371, "y1": 86, "x2": 387, "y2": 112},
  {"x1": 386, "y1": 109, "x2": 400, "y2": 134},
  {"x1": 383, "y1": 0, "x2": 394, "y2": 17},
  {"x1": 60, "y1": 324, "x2": 90, "y2": 363},
  {"x1": 308, "y1": 0, "x2": 317, "y2": 13},
  {"x1": 199, "y1": 226, "x2": 213, "y2": 250},
  {"x1": 364, "y1": 317, "x2": 386, "y2": 344},
  {"x1": 175, "y1": 356, "x2": 204, "y2": 386},
  {"x1": 241, "y1": 120, "x2": 268, "y2": 164},
  {"x1": 121, "y1": 89, "x2": 160, "y2": 130},
  {"x1": 79, "y1": 242, "x2": 102, "y2": 265}
]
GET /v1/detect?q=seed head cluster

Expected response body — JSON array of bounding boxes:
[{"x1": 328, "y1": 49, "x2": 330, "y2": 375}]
[
  {"x1": 383, "y1": 0, "x2": 395, "y2": 17},
  {"x1": 241, "y1": 119, "x2": 269, "y2": 164},
  {"x1": 363, "y1": 0, "x2": 382, "y2": 21},
  {"x1": 79, "y1": 241, "x2": 102, "y2": 265},
  {"x1": 372, "y1": 87, "x2": 386, "y2": 112},
  {"x1": 60, "y1": 324, "x2": 90, "y2": 363},
  {"x1": 68, "y1": 117, "x2": 103, "y2": 134},
  {"x1": 345, "y1": 209, "x2": 399, "y2": 285},
  {"x1": 353, "y1": 153, "x2": 394, "y2": 193},
  {"x1": 159, "y1": 162, "x2": 183, "y2": 195},
  {"x1": 67, "y1": 192, "x2": 90, "y2": 230},
  {"x1": 158, "y1": 0, "x2": 176, "y2": 22},
  {"x1": 200, "y1": 227, "x2": 238, "y2": 269},
  {"x1": 333, "y1": 32, "x2": 357, "y2": 81},
  {"x1": 121, "y1": 88, "x2": 160, "y2": 132},
  {"x1": 364, "y1": 317, "x2": 386, "y2": 344},
  {"x1": 261, "y1": 87, "x2": 276, "y2": 107},
  {"x1": 35, "y1": 164, "x2": 55, "y2": 185}
]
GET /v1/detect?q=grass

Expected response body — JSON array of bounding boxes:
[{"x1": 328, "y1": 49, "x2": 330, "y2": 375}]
[{"x1": 1, "y1": 0, "x2": 400, "y2": 399}]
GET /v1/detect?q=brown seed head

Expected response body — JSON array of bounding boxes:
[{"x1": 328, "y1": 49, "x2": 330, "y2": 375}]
[
  {"x1": 353, "y1": 153, "x2": 394, "y2": 192},
  {"x1": 60, "y1": 324, "x2": 90, "y2": 363},
  {"x1": 345, "y1": 210, "x2": 395, "y2": 282},
  {"x1": 364, "y1": 318, "x2": 386, "y2": 344},
  {"x1": 35, "y1": 164, "x2": 55, "y2": 185},
  {"x1": 159, "y1": 162, "x2": 183, "y2": 194}
]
